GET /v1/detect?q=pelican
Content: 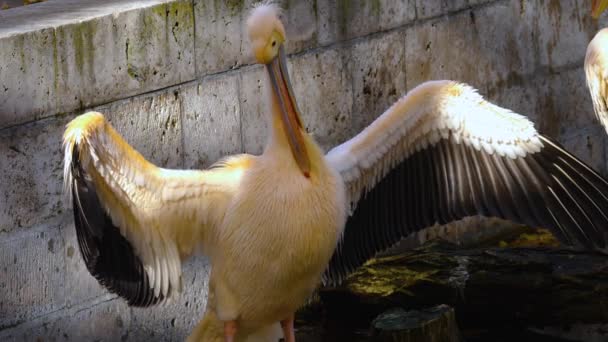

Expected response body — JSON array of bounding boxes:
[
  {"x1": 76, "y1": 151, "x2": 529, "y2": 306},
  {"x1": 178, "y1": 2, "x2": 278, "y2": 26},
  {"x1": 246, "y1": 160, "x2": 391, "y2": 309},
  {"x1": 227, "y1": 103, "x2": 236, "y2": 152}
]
[
  {"x1": 64, "y1": 3, "x2": 608, "y2": 341},
  {"x1": 586, "y1": 1, "x2": 608, "y2": 132}
]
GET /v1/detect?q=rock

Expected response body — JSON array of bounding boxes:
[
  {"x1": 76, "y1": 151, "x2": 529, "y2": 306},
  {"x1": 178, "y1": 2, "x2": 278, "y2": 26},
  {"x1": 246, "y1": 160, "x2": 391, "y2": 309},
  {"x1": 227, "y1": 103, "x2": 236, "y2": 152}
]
[{"x1": 371, "y1": 305, "x2": 460, "y2": 342}]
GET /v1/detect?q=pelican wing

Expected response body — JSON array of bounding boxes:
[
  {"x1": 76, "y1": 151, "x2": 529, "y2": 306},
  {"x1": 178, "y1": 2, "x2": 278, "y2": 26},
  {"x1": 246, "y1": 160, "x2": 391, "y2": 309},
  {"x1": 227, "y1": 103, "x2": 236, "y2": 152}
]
[
  {"x1": 63, "y1": 112, "x2": 245, "y2": 306},
  {"x1": 324, "y1": 80, "x2": 608, "y2": 285},
  {"x1": 585, "y1": 28, "x2": 608, "y2": 133}
]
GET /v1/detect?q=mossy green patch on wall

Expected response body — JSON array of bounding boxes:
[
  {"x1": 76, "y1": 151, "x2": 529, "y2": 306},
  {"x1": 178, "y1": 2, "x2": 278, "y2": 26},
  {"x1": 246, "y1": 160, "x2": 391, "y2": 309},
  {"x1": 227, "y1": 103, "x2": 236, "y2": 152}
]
[
  {"x1": 52, "y1": 29, "x2": 59, "y2": 102},
  {"x1": 70, "y1": 20, "x2": 97, "y2": 79},
  {"x1": 225, "y1": 0, "x2": 244, "y2": 15},
  {"x1": 337, "y1": 0, "x2": 350, "y2": 36},
  {"x1": 370, "y1": 0, "x2": 381, "y2": 17},
  {"x1": 15, "y1": 34, "x2": 26, "y2": 74}
]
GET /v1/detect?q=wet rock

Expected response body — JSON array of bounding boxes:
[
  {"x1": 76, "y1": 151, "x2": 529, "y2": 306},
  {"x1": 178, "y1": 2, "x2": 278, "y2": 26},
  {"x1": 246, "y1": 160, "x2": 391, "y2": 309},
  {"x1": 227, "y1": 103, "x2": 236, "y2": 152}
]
[{"x1": 371, "y1": 305, "x2": 460, "y2": 342}]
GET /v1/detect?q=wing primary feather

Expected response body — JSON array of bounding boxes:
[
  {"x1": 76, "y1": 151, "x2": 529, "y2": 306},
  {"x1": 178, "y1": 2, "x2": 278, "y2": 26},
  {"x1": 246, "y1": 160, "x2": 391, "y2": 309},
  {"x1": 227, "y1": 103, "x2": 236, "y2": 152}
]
[
  {"x1": 423, "y1": 147, "x2": 439, "y2": 227},
  {"x1": 555, "y1": 156, "x2": 608, "y2": 227},
  {"x1": 460, "y1": 143, "x2": 483, "y2": 214},
  {"x1": 541, "y1": 136, "x2": 608, "y2": 192},
  {"x1": 412, "y1": 149, "x2": 423, "y2": 230},
  {"x1": 435, "y1": 141, "x2": 451, "y2": 224},
  {"x1": 452, "y1": 141, "x2": 469, "y2": 216},
  {"x1": 512, "y1": 157, "x2": 551, "y2": 226},
  {"x1": 477, "y1": 151, "x2": 505, "y2": 218},
  {"x1": 405, "y1": 149, "x2": 415, "y2": 230},
  {"x1": 441, "y1": 140, "x2": 458, "y2": 220},
  {"x1": 546, "y1": 185, "x2": 579, "y2": 245},
  {"x1": 551, "y1": 159, "x2": 608, "y2": 247},
  {"x1": 534, "y1": 149, "x2": 596, "y2": 247},
  {"x1": 69, "y1": 147, "x2": 163, "y2": 307},
  {"x1": 467, "y1": 146, "x2": 491, "y2": 216},
  {"x1": 553, "y1": 175, "x2": 595, "y2": 248},
  {"x1": 502, "y1": 156, "x2": 537, "y2": 225},
  {"x1": 489, "y1": 153, "x2": 521, "y2": 222},
  {"x1": 385, "y1": 166, "x2": 398, "y2": 248}
]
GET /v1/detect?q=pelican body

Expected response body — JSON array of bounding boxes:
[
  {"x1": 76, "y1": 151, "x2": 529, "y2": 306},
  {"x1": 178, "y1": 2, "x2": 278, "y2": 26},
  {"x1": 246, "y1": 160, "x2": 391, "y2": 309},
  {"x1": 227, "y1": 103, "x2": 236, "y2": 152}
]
[{"x1": 64, "y1": 4, "x2": 608, "y2": 341}]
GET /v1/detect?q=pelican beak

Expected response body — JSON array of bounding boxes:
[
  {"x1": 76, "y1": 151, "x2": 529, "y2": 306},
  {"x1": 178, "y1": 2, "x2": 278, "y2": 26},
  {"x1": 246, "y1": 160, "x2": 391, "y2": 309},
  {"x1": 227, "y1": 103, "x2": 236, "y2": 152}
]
[
  {"x1": 592, "y1": 0, "x2": 608, "y2": 18},
  {"x1": 266, "y1": 46, "x2": 311, "y2": 178}
]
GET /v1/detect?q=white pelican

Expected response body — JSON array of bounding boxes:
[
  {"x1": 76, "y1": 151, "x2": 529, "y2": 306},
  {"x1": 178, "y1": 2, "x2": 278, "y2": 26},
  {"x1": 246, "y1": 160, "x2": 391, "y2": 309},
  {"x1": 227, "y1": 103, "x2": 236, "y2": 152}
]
[
  {"x1": 586, "y1": 0, "x2": 608, "y2": 132},
  {"x1": 63, "y1": 4, "x2": 608, "y2": 341}
]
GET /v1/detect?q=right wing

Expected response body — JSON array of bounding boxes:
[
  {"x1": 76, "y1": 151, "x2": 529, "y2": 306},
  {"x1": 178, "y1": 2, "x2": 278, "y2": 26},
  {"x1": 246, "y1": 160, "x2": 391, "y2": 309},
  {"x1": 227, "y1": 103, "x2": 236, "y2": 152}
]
[
  {"x1": 63, "y1": 112, "x2": 248, "y2": 306},
  {"x1": 323, "y1": 80, "x2": 608, "y2": 285}
]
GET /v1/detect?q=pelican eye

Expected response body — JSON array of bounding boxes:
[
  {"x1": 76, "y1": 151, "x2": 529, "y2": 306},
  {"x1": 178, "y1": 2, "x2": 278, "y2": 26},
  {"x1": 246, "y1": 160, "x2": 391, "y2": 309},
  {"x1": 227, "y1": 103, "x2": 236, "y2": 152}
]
[{"x1": 272, "y1": 40, "x2": 276, "y2": 47}]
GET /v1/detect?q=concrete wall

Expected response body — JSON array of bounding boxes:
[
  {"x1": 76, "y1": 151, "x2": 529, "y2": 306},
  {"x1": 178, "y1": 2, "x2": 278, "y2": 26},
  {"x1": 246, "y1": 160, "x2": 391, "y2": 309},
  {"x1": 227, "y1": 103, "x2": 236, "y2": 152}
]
[{"x1": 1, "y1": 0, "x2": 607, "y2": 340}]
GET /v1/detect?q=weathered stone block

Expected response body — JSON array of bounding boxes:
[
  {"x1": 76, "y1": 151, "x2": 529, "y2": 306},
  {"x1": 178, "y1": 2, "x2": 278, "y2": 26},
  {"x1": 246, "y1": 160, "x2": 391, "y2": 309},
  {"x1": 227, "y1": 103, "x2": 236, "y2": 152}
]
[
  {"x1": 405, "y1": 1, "x2": 538, "y2": 91},
  {"x1": 0, "y1": 115, "x2": 70, "y2": 233},
  {"x1": 347, "y1": 30, "x2": 407, "y2": 132},
  {"x1": 288, "y1": 48, "x2": 355, "y2": 151},
  {"x1": 281, "y1": 0, "x2": 318, "y2": 55},
  {"x1": 0, "y1": 297, "x2": 131, "y2": 342},
  {"x1": 181, "y1": 75, "x2": 242, "y2": 169},
  {"x1": 194, "y1": 0, "x2": 318, "y2": 76},
  {"x1": 0, "y1": 28, "x2": 57, "y2": 128},
  {"x1": 94, "y1": 87, "x2": 184, "y2": 169},
  {"x1": 415, "y1": 0, "x2": 469, "y2": 20},
  {"x1": 239, "y1": 65, "x2": 269, "y2": 155},
  {"x1": 529, "y1": 0, "x2": 598, "y2": 69},
  {"x1": 532, "y1": 68, "x2": 596, "y2": 138},
  {"x1": 561, "y1": 126, "x2": 607, "y2": 175},
  {"x1": 194, "y1": 0, "x2": 247, "y2": 75},
  {"x1": 0, "y1": 223, "x2": 65, "y2": 328},
  {"x1": 473, "y1": 0, "x2": 539, "y2": 78},
  {"x1": 316, "y1": 0, "x2": 416, "y2": 46},
  {"x1": 0, "y1": 0, "x2": 195, "y2": 129}
]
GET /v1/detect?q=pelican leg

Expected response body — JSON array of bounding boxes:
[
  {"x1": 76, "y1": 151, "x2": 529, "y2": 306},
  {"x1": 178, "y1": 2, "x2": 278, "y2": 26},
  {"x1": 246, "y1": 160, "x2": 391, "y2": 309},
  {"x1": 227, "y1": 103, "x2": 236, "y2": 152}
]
[
  {"x1": 280, "y1": 314, "x2": 295, "y2": 342},
  {"x1": 224, "y1": 320, "x2": 237, "y2": 342}
]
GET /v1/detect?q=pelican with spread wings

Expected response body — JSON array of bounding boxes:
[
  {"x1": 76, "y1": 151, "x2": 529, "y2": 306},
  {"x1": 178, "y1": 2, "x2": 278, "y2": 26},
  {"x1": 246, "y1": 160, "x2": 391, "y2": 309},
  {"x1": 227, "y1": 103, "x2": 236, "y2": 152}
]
[{"x1": 64, "y1": 4, "x2": 608, "y2": 341}]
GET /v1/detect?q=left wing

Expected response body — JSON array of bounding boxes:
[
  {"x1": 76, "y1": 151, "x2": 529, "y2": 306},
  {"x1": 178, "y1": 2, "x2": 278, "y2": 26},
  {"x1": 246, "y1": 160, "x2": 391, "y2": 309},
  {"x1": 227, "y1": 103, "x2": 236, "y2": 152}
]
[
  {"x1": 323, "y1": 80, "x2": 608, "y2": 285},
  {"x1": 64, "y1": 112, "x2": 246, "y2": 305}
]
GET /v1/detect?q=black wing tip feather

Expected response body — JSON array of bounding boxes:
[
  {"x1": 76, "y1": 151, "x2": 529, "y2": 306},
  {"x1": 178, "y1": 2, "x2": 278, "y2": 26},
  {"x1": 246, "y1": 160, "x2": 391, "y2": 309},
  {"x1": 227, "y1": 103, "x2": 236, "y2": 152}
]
[
  {"x1": 325, "y1": 134, "x2": 608, "y2": 286},
  {"x1": 536, "y1": 134, "x2": 608, "y2": 249},
  {"x1": 70, "y1": 148, "x2": 164, "y2": 307}
]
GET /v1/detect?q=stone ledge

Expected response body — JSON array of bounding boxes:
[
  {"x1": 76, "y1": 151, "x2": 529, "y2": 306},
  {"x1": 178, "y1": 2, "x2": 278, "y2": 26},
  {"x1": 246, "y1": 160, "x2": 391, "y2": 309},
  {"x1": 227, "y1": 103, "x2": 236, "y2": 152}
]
[
  {"x1": 0, "y1": 0, "x2": 196, "y2": 129},
  {"x1": 0, "y1": 0, "x2": 171, "y2": 39}
]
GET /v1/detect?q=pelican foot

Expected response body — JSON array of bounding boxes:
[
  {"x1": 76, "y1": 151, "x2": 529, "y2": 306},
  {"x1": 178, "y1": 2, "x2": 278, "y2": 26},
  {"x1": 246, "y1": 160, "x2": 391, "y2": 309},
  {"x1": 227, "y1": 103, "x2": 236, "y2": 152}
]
[
  {"x1": 224, "y1": 320, "x2": 237, "y2": 342},
  {"x1": 280, "y1": 315, "x2": 295, "y2": 342}
]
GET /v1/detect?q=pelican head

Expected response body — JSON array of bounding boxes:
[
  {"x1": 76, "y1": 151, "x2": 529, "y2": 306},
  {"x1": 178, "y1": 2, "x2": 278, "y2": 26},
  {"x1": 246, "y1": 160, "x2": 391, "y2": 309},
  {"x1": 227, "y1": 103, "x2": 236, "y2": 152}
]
[
  {"x1": 592, "y1": 0, "x2": 608, "y2": 18},
  {"x1": 247, "y1": 4, "x2": 311, "y2": 178}
]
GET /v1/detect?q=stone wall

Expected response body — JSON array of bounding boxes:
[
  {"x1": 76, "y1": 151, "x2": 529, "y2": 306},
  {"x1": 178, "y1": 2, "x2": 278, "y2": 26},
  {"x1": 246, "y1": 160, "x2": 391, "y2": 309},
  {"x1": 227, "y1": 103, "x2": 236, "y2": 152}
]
[{"x1": 1, "y1": 0, "x2": 606, "y2": 340}]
